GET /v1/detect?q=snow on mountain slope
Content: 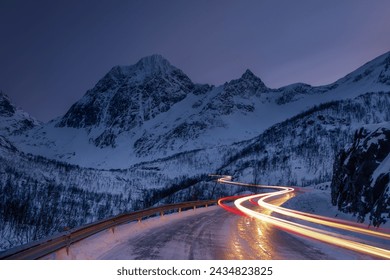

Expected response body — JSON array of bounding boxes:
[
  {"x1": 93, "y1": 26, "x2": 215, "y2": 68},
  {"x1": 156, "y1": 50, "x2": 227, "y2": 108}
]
[
  {"x1": 9, "y1": 52, "x2": 390, "y2": 169},
  {"x1": 219, "y1": 92, "x2": 390, "y2": 187}
]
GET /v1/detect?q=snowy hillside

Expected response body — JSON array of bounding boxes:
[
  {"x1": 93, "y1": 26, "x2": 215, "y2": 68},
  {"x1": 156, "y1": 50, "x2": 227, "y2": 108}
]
[
  {"x1": 0, "y1": 134, "x2": 246, "y2": 250},
  {"x1": 218, "y1": 92, "x2": 390, "y2": 187}
]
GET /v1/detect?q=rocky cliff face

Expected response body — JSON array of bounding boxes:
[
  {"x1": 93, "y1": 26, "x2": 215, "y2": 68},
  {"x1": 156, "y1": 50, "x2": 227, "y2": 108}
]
[
  {"x1": 331, "y1": 125, "x2": 390, "y2": 226},
  {"x1": 0, "y1": 92, "x2": 16, "y2": 117},
  {"x1": 0, "y1": 91, "x2": 40, "y2": 136}
]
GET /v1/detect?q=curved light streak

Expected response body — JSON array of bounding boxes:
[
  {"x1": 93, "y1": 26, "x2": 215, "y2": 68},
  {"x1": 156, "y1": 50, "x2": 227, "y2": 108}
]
[
  {"x1": 218, "y1": 195, "x2": 249, "y2": 216},
  {"x1": 214, "y1": 175, "x2": 390, "y2": 259}
]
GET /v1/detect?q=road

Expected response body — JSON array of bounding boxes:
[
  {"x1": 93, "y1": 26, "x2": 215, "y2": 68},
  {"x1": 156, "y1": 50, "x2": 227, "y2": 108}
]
[
  {"x1": 98, "y1": 192, "x2": 385, "y2": 259},
  {"x1": 99, "y1": 204, "x2": 330, "y2": 260},
  {"x1": 47, "y1": 175, "x2": 388, "y2": 260}
]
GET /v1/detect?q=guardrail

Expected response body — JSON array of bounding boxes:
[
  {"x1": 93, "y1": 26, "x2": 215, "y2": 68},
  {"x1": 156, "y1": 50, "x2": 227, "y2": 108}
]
[{"x1": 0, "y1": 199, "x2": 217, "y2": 260}]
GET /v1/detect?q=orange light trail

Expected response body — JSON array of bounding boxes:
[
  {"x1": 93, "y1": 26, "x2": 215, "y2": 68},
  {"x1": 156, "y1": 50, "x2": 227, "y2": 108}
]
[{"x1": 215, "y1": 175, "x2": 390, "y2": 259}]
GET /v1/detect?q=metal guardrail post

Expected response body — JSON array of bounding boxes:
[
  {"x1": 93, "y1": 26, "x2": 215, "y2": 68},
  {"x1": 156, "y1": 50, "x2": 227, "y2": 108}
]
[{"x1": 66, "y1": 235, "x2": 71, "y2": 256}]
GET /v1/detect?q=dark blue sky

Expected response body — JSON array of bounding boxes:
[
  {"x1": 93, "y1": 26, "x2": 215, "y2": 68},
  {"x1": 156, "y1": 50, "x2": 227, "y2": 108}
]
[{"x1": 1, "y1": 0, "x2": 390, "y2": 122}]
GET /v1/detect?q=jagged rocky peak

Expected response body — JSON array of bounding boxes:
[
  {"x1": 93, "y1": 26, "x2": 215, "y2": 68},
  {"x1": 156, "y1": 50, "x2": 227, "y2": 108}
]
[
  {"x1": 89, "y1": 54, "x2": 196, "y2": 95},
  {"x1": 110, "y1": 54, "x2": 189, "y2": 82},
  {"x1": 203, "y1": 69, "x2": 268, "y2": 116},
  {"x1": 0, "y1": 91, "x2": 40, "y2": 135},
  {"x1": 240, "y1": 69, "x2": 266, "y2": 87},
  {"x1": 225, "y1": 69, "x2": 268, "y2": 95},
  {"x1": 241, "y1": 69, "x2": 259, "y2": 80},
  {"x1": 57, "y1": 55, "x2": 197, "y2": 135},
  {"x1": 0, "y1": 91, "x2": 16, "y2": 117},
  {"x1": 94, "y1": 54, "x2": 189, "y2": 93},
  {"x1": 134, "y1": 54, "x2": 174, "y2": 74}
]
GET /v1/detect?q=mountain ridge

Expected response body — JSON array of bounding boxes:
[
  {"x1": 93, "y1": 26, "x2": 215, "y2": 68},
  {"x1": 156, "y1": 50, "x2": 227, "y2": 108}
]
[{"x1": 4, "y1": 51, "x2": 390, "y2": 168}]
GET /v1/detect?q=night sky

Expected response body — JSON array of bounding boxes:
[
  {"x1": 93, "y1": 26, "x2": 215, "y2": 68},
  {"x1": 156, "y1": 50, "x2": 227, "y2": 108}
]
[{"x1": 1, "y1": 0, "x2": 390, "y2": 122}]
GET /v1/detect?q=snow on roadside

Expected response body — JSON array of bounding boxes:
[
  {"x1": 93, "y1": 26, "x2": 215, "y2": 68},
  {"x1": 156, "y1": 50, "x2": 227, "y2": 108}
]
[
  {"x1": 41, "y1": 206, "x2": 220, "y2": 260},
  {"x1": 284, "y1": 183, "x2": 390, "y2": 229},
  {"x1": 279, "y1": 184, "x2": 390, "y2": 259}
]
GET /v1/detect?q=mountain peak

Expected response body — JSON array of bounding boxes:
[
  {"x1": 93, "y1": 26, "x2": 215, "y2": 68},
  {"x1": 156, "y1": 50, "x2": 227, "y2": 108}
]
[
  {"x1": 241, "y1": 69, "x2": 256, "y2": 79},
  {"x1": 240, "y1": 69, "x2": 266, "y2": 85},
  {"x1": 137, "y1": 54, "x2": 168, "y2": 64},
  {"x1": 58, "y1": 55, "x2": 195, "y2": 131},
  {"x1": 226, "y1": 68, "x2": 267, "y2": 92},
  {"x1": 102, "y1": 55, "x2": 176, "y2": 82},
  {"x1": 134, "y1": 54, "x2": 174, "y2": 74},
  {"x1": 93, "y1": 54, "x2": 183, "y2": 93}
]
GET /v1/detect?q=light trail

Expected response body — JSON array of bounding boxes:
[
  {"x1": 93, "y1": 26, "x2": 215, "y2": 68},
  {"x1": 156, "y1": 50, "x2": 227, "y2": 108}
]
[
  {"x1": 218, "y1": 195, "x2": 248, "y2": 216},
  {"x1": 218, "y1": 175, "x2": 390, "y2": 237},
  {"x1": 214, "y1": 175, "x2": 390, "y2": 259},
  {"x1": 257, "y1": 192, "x2": 390, "y2": 239}
]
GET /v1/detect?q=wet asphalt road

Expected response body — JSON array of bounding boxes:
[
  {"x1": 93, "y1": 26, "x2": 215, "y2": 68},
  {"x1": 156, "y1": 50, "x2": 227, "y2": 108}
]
[{"x1": 99, "y1": 204, "x2": 376, "y2": 260}]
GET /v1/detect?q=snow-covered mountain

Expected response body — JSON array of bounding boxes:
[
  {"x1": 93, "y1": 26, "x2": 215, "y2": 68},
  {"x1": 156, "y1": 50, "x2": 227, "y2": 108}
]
[
  {"x1": 58, "y1": 55, "x2": 200, "y2": 135},
  {"x1": 331, "y1": 124, "x2": 390, "y2": 226},
  {"x1": 10, "y1": 52, "x2": 390, "y2": 168}
]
